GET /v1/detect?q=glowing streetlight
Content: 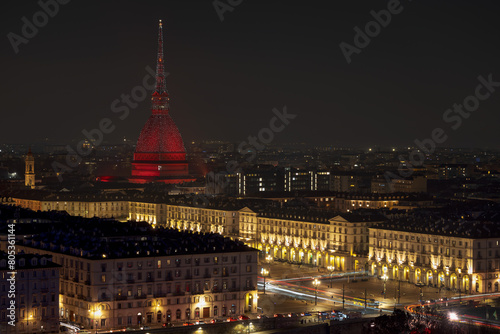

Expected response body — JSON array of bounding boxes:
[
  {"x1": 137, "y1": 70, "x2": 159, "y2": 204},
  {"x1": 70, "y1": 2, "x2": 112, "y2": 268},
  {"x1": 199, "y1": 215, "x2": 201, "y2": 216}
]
[
  {"x1": 312, "y1": 279, "x2": 320, "y2": 306},
  {"x1": 261, "y1": 268, "x2": 269, "y2": 294},
  {"x1": 382, "y1": 274, "x2": 388, "y2": 299},
  {"x1": 89, "y1": 308, "x2": 101, "y2": 334}
]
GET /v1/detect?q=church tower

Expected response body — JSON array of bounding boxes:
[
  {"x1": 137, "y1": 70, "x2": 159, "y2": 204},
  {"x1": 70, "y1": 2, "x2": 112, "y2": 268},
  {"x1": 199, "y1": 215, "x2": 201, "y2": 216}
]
[{"x1": 25, "y1": 148, "x2": 35, "y2": 189}]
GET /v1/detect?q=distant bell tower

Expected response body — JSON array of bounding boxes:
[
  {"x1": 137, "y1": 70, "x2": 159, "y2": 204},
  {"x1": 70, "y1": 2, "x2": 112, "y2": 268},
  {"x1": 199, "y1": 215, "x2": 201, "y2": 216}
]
[{"x1": 25, "y1": 148, "x2": 35, "y2": 189}]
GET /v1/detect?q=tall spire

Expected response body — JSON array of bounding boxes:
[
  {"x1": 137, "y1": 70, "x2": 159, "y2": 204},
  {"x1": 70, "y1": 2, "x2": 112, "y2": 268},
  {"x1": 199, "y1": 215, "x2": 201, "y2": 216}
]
[{"x1": 152, "y1": 19, "x2": 169, "y2": 114}]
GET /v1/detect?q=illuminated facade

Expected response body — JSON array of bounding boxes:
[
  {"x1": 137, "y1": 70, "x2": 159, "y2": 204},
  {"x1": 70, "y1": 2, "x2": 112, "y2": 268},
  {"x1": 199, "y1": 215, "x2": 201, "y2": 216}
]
[
  {"x1": 25, "y1": 148, "x2": 35, "y2": 189},
  {"x1": 239, "y1": 208, "x2": 385, "y2": 271},
  {"x1": 8, "y1": 194, "x2": 129, "y2": 220},
  {"x1": 128, "y1": 201, "x2": 240, "y2": 237},
  {"x1": 368, "y1": 220, "x2": 500, "y2": 293},
  {"x1": 130, "y1": 20, "x2": 195, "y2": 184}
]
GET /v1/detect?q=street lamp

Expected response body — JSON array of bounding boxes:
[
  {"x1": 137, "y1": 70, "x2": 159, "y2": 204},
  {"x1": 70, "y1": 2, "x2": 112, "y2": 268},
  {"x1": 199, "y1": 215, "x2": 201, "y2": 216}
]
[
  {"x1": 155, "y1": 299, "x2": 160, "y2": 324},
  {"x1": 327, "y1": 266, "x2": 335, "y2": 288},
  {"x1": 261, "y1": 268, "x2": 269, "y2": 294},
  {"x1": 382, "y1": 274, "x2": 388, "y2": 299},
  {"x1": 89, "y1": 308, "x2": 101, "y2": 334},
  {"x1": 313, "y1": 279, "x2": 320, "y2": 306}
]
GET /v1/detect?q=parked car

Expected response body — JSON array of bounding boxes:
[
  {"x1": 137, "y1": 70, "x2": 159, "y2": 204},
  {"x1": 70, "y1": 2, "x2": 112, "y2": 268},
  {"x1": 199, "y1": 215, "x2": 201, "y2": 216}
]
[
  {"x1": 287, "y1": 313, "x2": 300, "y2": 318},
  {"x1": 210, "y1": 318, "x2": 224, "y2": 323},
  {"x1": 162, "y1": 322, "x2": 174, "y2": 327},
  {"x1": 139, "y1": 326, "x2": 150, "y2": 330},
  {"x1": 257, "y1": 314, "x2": 269, "y2": 319},
  {"x1": 274, "y1": 313, "x2": 285, "y2": 318},
  {"x1": 227, "y1": 317, "x2": 238, "y2": 322},
  {"x1": 301, "y1": 312, "x2": 312, "y2": 317},
  {"x1": 195, "y1": 320, "x2": 206, "y2": 325},
  {"x1": 183, "y1": 322, "x2": 195, "y2": 326},
  {"x1": 238, "y1": 315, "x2": 250, "y2": 320},
  {"x1": 332, "y1": 313, "x2": 348, "y2": 321},
  {"x1": 415, "y1": 282, "x2": 426, "y2": 287}
]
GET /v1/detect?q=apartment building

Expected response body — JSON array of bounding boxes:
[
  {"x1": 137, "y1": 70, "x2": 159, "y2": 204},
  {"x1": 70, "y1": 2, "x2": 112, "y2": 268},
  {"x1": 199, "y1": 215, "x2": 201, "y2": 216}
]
[
  {"x1": 129, "y1": 200, "x2": 240, "y2": 237},
  {"x1": 239, "y1": 207, "x2": 385, "y2": 271},
  {"x1": 0, "y1": 252, "x2": 60, "y2": 333},
  {"x1": 3, "y1": 192, "x2": 129, "y2": 220},
  {"x1": 11, "y1": 221, "x2": 258, "y2": 331},
  {"x1": 368, "y1": 218, "x2": 500, "y2": 293}
]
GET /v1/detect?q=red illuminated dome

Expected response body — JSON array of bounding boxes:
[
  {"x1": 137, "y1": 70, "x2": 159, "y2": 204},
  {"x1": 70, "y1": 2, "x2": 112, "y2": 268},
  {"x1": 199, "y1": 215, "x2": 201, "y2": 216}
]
[
  {"x1": 135, "y1": 114, "x2": 186, "y2": 154},
  {"x1": 130, "y1": 20, "x2": 195, "y2": 184}
]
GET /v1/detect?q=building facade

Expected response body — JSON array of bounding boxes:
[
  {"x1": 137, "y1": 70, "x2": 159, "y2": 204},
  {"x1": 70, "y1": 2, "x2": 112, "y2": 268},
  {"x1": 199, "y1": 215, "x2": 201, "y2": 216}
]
[
  {"x1": 0, "y1": 252, "x2": 60, "y2": 333},
  {"x1": 239, "y1": 208, "x2": 385, "y2": 271},
  {"x1": 368, "y1": 220, "x2": 500, "y2": 293},
  {"x1": 11, "y1": 222, "x2": 257, "y2": 331},
  {"x1": 24, "y1": 149, "x2": 35, "y2": 189}
]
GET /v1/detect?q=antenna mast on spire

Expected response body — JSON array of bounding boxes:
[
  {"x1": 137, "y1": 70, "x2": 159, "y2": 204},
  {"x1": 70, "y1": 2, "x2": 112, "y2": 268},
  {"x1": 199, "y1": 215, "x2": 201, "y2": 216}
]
[{"x1": 152, "y1": 19, "x2": 169, "y2": 114}]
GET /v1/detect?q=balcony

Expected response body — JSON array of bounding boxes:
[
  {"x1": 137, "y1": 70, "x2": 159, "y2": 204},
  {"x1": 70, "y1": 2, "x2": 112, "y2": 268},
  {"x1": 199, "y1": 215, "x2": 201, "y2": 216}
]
[
  {"x1": 146, "y1": 277, "x2": 155, "y2": 282},
  {"x1": 126, "y1": 279, "x2": 135, "y2": 284},
  {"x1": 173, "y1": 291, "x2": 185, "y2": 296},
  {"x1": 133, "y1": 294, "x2": 146, "y2": 299},
  {"x1": 98, "y1": 295, "x2": 111, "y2": 302},
  {"x1": 115, "y1": 295, "x2": 128, "y2": 301},
  {"x1": 154, "y1": 292, "x2": 166, "y2": 298},
  {"x1": 190, "y1": 291, "x2": 204, "y2": 295}
]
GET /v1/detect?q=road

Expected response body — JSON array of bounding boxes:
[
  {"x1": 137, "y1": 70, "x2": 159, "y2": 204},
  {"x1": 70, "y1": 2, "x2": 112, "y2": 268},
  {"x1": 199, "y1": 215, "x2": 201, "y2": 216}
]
[
  {"x1": 259, "y1": 262, "x2": 462, "y2": 314},
  {"x1": 259, "y1": 263, "x2": 500, "y2": 329}
]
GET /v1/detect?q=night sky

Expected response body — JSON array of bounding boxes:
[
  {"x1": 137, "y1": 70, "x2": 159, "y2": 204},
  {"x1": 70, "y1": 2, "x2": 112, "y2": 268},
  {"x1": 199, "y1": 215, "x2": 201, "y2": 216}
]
[{"x1": 1, "y1": 0, "x2": 500, "y2": 148}]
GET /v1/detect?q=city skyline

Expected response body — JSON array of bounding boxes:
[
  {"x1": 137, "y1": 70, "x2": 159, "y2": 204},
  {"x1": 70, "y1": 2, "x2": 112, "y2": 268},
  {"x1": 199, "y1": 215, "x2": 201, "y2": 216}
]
[
  {"x1": 1, "y1": 1, "x2": 500, "y2": 148},
  {"x1": 2, "y1": 2, "x2": 500, "y2": 332}
]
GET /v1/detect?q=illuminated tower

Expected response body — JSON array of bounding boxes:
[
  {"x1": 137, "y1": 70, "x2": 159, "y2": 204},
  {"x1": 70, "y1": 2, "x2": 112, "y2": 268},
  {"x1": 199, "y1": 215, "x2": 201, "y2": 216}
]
[
  {"x1": 130, "y1": 20, "x2": 195, "y2": 184},
  {"x1": 25, "y1": 148, "x2": 35, "y2": 189}
]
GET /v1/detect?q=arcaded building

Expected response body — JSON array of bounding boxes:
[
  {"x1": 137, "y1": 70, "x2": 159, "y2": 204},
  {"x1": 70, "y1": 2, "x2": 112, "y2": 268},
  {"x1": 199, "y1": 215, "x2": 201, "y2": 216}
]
[{"x1": 368, "y1": 217, "x2": 500, "y2": 293}]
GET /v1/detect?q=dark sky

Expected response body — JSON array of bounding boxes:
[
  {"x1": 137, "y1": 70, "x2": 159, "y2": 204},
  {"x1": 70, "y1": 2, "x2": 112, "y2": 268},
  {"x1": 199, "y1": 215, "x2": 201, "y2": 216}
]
[{"x1": 1, "y1": 0, "x2": 500, "y2": 148}]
